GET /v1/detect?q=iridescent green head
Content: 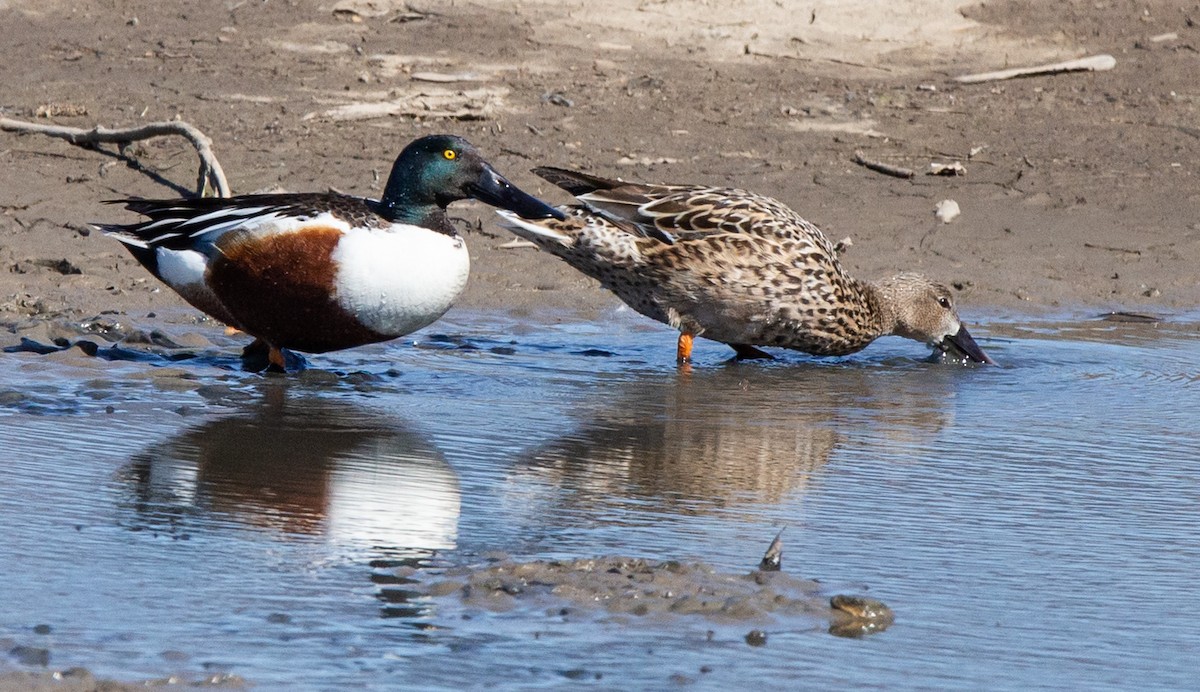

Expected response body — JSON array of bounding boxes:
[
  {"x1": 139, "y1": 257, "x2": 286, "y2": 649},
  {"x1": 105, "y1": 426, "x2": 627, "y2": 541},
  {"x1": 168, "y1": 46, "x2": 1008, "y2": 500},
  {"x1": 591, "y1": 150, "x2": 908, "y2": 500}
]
[{"x1": 380, "y1": 134, "x2": 563, "y2": 223}]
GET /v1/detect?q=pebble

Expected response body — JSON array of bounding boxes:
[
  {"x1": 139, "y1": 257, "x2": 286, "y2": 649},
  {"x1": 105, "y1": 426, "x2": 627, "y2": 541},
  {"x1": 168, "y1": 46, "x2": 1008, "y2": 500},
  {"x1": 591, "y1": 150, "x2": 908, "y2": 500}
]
[{"x1": 935, "y1": 199, "x2": 961, "y2": 223}]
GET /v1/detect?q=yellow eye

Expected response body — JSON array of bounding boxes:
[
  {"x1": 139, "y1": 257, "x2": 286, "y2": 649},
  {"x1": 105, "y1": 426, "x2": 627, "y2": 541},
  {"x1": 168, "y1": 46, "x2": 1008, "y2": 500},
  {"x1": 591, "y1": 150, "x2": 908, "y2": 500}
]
[{"x1": 443, "y1": 149, "x2": 457, "y2": 160}]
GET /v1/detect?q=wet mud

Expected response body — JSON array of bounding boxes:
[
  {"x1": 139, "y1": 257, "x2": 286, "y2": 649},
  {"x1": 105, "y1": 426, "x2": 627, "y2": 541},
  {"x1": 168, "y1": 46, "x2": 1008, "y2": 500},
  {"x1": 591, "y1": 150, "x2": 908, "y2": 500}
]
[{"x1": 414, "y1": 554, "x2": 892, "y2": 638}]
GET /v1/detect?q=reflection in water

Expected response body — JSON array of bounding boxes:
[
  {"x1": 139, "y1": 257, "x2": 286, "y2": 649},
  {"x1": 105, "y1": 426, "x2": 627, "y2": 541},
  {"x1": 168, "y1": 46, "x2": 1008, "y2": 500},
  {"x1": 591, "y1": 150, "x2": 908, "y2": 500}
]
[
  {"x1": 6, "y1": 317, "x2": 1200, "y2": 689},
  {"x1": 507, "y1": 365, "x2": 959, "y2": 516},
  {"x1": 118, "y1": 393, "x2": 460, "y2": 558}
]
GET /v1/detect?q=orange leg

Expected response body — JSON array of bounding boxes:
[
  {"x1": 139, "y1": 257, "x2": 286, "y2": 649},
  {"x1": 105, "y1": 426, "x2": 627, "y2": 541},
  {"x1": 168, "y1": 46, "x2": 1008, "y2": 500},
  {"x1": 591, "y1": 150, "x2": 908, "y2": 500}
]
[
  {"x1": 268, "y1": 346, "x2": 288, "y2": 372},
  {"x1": 676, "y1": 332, "x2": 694, "y2": 364}
]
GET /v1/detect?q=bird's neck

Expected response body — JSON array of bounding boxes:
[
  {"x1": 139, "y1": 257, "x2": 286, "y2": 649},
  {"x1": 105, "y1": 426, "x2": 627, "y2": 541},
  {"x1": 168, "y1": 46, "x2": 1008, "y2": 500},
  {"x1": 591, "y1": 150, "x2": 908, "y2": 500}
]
[
  {"x1": 376, "y1": 197, "x2": 445, "y2": 226},
  {"x1": 857, "y1": 277, "x2": 900, "y2": 338}
]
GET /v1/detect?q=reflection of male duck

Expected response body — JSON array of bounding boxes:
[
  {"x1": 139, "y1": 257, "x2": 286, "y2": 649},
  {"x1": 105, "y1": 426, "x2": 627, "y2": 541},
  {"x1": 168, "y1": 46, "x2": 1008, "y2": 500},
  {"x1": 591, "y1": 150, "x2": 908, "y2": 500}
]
[
  {"x1": 506, "y1": 365, "x2": 958, "y2": 514},
  {"x1": 119, "y1": 395, "x2": 460, "y2": 556}
]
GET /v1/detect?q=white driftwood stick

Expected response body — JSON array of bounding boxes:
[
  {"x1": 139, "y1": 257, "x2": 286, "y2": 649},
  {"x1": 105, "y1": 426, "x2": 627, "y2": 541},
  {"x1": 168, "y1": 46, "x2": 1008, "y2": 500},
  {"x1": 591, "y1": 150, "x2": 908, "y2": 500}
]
[
  {"x1": 497, "y1": 238, "x2": 539, "y2": 249},
  {"x1": 0, "y1": 117, "x2": 230, "y2": 197},
  {"x1": 954, "y1": 54, "x2": 1116, "y2": 84}
]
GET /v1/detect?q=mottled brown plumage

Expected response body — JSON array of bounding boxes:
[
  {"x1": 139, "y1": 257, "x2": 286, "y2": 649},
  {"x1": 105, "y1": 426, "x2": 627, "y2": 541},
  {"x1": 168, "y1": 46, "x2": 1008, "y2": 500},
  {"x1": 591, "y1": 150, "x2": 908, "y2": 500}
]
[{"x1": 498, "y1": 166, "x2": 993, "y2": 364}]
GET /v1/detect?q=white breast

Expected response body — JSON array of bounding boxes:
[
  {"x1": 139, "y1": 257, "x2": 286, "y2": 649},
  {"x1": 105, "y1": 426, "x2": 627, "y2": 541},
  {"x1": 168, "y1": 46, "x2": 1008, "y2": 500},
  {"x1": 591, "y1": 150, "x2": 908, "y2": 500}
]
[{"x1": 330, "y1": 224, "x2": 470, "y2": 338}]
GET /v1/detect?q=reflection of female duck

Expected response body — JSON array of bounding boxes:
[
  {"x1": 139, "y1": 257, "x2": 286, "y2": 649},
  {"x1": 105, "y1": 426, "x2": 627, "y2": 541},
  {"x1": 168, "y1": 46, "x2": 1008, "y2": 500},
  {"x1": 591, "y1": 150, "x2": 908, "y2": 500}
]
[
  {"x1": 506, "y1": 365, "x2": 957, "y2": 514},
  {"x1": 508, "y1": 369, "x2": 837, "y2": 513},
  {"x1": 119, "y1": 395, "x2": 460, "y2": 556}
]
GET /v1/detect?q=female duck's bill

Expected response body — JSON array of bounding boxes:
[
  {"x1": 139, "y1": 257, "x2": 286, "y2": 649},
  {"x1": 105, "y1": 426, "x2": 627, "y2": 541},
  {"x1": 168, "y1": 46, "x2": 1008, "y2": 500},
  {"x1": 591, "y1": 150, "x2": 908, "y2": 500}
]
[{"x1": 941, "y1": 325, "x2": 995, "y2": 365}]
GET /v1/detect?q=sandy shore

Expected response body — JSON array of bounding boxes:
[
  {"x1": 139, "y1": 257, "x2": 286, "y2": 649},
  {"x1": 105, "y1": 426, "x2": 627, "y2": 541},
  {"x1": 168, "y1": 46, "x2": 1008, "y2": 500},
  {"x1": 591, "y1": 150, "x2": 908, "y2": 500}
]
[{"x1": 1, "y1": 0, "x2": 1197, "y2": 337}]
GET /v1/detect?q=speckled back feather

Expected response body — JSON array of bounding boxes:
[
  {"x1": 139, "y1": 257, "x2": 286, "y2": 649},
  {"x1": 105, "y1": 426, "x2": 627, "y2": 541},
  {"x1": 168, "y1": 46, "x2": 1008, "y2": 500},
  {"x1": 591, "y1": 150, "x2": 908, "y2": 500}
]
[{"x1": 533, "y1": 166, "x2": 840, "y2": 253}]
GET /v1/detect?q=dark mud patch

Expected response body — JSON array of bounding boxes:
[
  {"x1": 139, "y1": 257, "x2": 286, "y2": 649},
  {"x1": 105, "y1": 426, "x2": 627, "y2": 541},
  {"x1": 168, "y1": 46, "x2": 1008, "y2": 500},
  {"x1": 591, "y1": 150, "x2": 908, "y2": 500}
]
[{"x1": 413, "y1": 555, "x2": 893, "y2": 637}]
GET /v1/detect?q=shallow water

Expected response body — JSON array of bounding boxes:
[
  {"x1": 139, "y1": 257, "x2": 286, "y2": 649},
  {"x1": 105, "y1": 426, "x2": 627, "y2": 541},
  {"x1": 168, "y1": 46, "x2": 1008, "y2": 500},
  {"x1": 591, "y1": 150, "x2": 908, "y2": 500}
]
[{"x1": 0, "y1": 310, "x2": 1198, "y2": 689}]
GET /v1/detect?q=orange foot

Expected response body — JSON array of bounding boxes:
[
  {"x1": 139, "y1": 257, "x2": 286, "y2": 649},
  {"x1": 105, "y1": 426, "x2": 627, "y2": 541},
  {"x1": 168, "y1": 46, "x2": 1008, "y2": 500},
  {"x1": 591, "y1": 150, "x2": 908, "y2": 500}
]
[{"x1": 676, "y1": 332, "x2": 694, "y2": 365}]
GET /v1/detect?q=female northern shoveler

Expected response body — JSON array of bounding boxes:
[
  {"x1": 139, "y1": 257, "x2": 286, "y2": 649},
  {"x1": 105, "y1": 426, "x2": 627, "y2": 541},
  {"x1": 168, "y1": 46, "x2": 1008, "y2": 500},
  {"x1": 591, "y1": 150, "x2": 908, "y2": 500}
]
[
  {"x1": 497, "y1": 166, "x2": 994, "y2": 365},
  {"x1": 98, "y1": 134, "x2": 562, "y2": 370}
]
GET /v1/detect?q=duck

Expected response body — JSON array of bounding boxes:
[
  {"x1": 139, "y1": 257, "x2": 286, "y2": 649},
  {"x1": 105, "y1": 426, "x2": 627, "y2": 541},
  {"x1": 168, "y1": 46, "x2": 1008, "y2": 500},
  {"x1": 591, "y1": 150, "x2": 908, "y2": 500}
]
[
  {"x1": 98, "y1": 134, "x2": 563, "y2": 370},
  {"x1": 497, "y1": 166, "x2": 993, "y2": 365}
]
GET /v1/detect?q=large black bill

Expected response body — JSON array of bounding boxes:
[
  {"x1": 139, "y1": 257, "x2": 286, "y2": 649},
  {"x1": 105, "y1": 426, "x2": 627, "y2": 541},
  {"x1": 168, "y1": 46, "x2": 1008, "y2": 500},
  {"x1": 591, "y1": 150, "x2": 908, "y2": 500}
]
[
  {"x1": 469, "y1": 166, "x2": 565, "y2": 220},
  {"x1": 941, "y1": 325, "x2": 996, "y2": 365}
]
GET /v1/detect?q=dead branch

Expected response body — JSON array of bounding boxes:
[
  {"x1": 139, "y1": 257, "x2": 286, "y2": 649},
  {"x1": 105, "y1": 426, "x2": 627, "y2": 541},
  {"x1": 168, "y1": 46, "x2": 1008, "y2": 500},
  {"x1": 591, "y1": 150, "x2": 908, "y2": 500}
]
[
  {"x1": 0, "y1": 117, "x2": 230, "y2": 197},
  {"x1": 853, "y1": 150, "x2": 915, "y2": 179}
]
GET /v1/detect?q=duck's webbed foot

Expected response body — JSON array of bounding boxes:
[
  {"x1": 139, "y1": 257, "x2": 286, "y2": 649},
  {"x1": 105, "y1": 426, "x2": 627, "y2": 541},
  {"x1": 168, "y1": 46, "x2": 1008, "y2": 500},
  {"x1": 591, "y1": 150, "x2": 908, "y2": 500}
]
[
  {"x1": 241, "y1": 338, "x2": 305, "y2": 373},
  {"x1": 730, "y1": 343, "x2": 774, "y2": 361}
]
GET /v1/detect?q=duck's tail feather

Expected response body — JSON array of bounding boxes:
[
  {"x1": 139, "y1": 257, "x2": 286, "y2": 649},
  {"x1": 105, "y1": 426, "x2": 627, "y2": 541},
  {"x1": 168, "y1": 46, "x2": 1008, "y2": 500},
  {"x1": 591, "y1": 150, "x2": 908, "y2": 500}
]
[
  {"x1": 93, "y1": 223, "x2": 150, "y2": 248},
  {"x1": 531, "y1": 167, "x2": 624, "y2": 196}
]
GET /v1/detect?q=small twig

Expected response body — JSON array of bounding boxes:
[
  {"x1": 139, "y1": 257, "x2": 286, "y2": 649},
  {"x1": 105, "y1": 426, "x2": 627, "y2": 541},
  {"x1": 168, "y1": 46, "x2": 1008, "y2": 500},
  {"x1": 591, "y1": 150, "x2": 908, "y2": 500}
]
[
  {"x1": 853, "y1": 150, "x2": 914, "y2": 179},
  {"x1": 499, "y1": 147, "x2": 533, "y2": 160},
  {"x1": 747, "y1": 49, "x2": 892, "y2": 72},
  {"x1": 0, "y1": 117, "x2": 230, "y2": 197},
  {"x1": 1168, "y1": 124, "x2": 1200, "y2": 140},
  {"x1": 1099, "y1": 311, "x2": 1161, "y2": 323},
  {"x1": 1084, "y1": 242, "x2": 1141, "y2": 255},
  {"x1": 954, "y1": 54, "x2": 1116, "y2": 84}
]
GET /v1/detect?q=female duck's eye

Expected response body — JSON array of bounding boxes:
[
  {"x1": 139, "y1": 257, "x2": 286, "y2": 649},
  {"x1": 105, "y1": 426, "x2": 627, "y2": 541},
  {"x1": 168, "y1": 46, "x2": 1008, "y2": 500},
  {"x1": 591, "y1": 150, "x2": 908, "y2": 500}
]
[
  {"x1": 443, "y1": 149, "x2": 457, "y2": 160},
  {"x1": 937, "y1": 296, "x2": 952, "y2": 309}
]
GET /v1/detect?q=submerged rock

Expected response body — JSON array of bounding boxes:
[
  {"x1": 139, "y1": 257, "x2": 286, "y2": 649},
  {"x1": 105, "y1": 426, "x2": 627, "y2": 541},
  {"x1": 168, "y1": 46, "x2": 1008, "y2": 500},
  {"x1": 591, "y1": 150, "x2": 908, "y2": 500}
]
[{"x1": 829, "y1": 594, "x2": 895, "y2": 638}]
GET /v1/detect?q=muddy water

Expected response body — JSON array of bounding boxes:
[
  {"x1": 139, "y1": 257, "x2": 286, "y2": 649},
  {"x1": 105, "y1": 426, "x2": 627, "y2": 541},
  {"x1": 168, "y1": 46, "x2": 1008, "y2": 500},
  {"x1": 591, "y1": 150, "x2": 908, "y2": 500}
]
[{"x1": 0, "y1": 311, "x2": 1198, "y2": 689}]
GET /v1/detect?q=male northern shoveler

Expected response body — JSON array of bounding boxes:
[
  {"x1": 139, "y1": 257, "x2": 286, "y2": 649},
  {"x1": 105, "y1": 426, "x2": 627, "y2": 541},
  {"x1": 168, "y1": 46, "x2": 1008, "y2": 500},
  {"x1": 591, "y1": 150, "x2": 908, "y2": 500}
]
[
  {"x1": 98, "y1": 134, "x2": 563, "y2": 370},
  {"x1": 497, "y1": 166, "x2": 994, "y2": 365}
]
